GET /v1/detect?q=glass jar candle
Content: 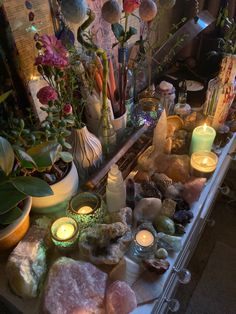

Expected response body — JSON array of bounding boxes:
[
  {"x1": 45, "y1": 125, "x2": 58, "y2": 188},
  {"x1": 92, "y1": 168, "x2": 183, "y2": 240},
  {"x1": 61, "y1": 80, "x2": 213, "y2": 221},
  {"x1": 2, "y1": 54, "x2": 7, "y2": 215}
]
[
  {"x1": 67, "y1": 192, "x2": 106, "y2": 229},
  {"x1": 190, "y1": 123, "x2": 216, "y2": 154},
  {"x1": 190, "y1": 151, "x2": 218, "y2": 178}
]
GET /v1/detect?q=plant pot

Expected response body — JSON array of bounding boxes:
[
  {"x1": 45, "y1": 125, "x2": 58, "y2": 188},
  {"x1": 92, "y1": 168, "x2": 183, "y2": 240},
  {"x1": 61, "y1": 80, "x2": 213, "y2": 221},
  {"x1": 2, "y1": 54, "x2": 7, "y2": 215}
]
[
  {"x1": 0, "y1": 197, "x2": 32, "y2": 251},
  {"x1": 112, "y1": 110, "x2": 127, "y2": 136},
  {"x1": 31, "y1": 162, "x2": 79, "y2": 214}
]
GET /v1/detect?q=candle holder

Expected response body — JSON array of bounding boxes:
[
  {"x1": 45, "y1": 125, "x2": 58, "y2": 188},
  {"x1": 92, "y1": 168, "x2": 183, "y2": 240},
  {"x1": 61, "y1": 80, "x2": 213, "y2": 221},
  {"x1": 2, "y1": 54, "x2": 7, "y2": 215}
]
[
  {"x1": 67, "y1": 192, "x2": 106, "y2": 229},
  {"x1": 190, "y1": 151, "x2": 218, "y2": 178},
  {"x1": 50, "y1": 217, "x2": 79, "y2": 251},
  {"x1": 131, "y1": 222, "x2": 157, "y2": 259}
]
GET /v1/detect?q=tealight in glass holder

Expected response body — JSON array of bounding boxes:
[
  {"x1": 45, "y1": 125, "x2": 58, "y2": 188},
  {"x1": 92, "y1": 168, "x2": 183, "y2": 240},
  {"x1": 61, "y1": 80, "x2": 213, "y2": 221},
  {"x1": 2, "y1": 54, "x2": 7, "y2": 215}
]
[
  {"x1": 51, "y1": 217, "x2": 79, "y2": 251},
  {"x1": 131, "y1": 222, "x2": 157, "y2": 259},
  {"x1": 190, "y1": 151, "x2": 218, "y2": 179},
  {"x1": 67, "y1": 192, "x2": 106, "y2": 229}
]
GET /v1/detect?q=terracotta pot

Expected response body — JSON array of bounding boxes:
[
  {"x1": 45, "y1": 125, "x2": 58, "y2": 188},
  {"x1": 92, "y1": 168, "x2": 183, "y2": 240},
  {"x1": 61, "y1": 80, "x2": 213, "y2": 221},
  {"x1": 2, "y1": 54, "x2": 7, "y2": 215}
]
[
  {"x1": 31, "y1": 162, "x2": 79, "y2": 214},
  {"x1": 0, "y1": 197, "x2": 32, "y2": 251}
]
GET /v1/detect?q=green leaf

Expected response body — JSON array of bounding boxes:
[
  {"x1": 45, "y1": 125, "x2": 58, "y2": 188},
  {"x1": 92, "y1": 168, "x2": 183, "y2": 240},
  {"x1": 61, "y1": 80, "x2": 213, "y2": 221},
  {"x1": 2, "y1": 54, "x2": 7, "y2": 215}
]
[
  {"x1": 0, "y1": 207, "x2": 22, "y2": 225},
  {"x1": 125, "y1": 27, "x2": 137, "y2": 42},
  {"x1": 11, "y1": 176, "x2": 53, "y2": 197},
  {"x1": 0, "y1": 136, "x2": 14, "y2": 176},
  {"x1": 63, "y1": 142, "x2": 72, "y2": 149},
  {"x1": 59, "y1": 152, "x2": 73, "y2": 163},
  {"x1": 27, "y1": 141, "x2": 62, "y2": 169},
  {"x1": 0, "y1": 90, "x2": 12, "y2": 104},
  {"x1": 14, "y1": 148, "x2": 37, "y2": 169},
  {"x1": 0, "y1": 182, "x2": 27, "y2": 214},
  {"x1": 111, "y1": 23, "x2": 125, "y2": 41}
]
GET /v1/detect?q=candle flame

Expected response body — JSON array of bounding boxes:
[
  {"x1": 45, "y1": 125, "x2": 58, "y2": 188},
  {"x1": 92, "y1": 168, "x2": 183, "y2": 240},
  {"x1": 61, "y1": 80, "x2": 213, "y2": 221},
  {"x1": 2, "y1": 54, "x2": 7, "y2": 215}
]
[
  {"x1": 201, "y1": 157, "x2": 208, "y2": 166},
  {"x1": 203, "y1": 123, "x2": 207, "y2": 131}
]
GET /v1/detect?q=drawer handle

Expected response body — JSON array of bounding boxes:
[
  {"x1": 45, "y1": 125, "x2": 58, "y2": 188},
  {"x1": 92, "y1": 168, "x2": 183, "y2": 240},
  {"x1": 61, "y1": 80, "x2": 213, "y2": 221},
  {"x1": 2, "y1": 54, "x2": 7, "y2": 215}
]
[
  {"x1": 173, "y1": 267, "x2": 191, "y2": 284},
  {"x1": 218, "y1": 186, "x2": 236, "y2": 200},
  {"x1": 165, "y1": 298, "x2": 180, "y2": 312},
  {"x1": 228, "y1": 152, "x2": 236, "y2": 160},
  {"x1": 206, "y1": 219, "x2": 215, "y2": 227}
]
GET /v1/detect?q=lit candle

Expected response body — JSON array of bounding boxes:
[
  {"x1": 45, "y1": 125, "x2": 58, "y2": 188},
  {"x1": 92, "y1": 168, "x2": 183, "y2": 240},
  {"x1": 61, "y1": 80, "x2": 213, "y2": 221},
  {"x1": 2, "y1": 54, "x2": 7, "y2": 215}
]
[
  {"x1": 56, "y1": 223, "x2": 75, "y2": 240},
  {"x1": 51, "y1": 217, "x2": 78, "y2": 249},
  {"x1": 191, "y1": 151, "x2": 218, "y2": 175},
  {"x1": 77, "y1": 206, "x2": 93, "y2": 214},
  {"x1": 135, "y1": 230, "x2": 154, "y2": 247},
  {"x1": 190, "y1": 123, "x2": 216, "y2": 154}
]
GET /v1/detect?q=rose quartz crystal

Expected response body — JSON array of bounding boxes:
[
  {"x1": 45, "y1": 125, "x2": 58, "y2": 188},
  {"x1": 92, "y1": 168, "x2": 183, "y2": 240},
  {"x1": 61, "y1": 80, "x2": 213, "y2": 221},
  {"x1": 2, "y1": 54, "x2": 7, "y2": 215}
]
[
  {"x1": 42, "y1": 257, "x2": 108, "y2": 314},
  {"x1": 182, "y1": 177, "x2": 207, "y2": 205},
  {"x1": 105, "y1": 281, "x2": 137, "y2": 314}
]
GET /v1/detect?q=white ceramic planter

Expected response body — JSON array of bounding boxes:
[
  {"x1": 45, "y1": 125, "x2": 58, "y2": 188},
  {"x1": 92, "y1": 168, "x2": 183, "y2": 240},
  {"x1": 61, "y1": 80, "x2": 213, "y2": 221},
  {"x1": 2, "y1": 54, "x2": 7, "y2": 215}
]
[
  {"x1": 0, "y1": 197, "x2": 32, "y2": 250},
  {"x1": 31, "y1": 162, "x2": 79, "y2": 214}
]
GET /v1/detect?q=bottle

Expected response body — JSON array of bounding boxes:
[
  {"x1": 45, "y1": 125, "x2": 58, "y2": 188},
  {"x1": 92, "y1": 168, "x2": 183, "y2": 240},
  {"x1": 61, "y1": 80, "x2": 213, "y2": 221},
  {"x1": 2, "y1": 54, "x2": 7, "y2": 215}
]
[
  {"x1": 106, "y1": 164, "x2": 126, "y2": 212},
  {"x1": 156, "y1": 81, "x2": 176, "y2": 116},
  {"x1": 174, "y1": 80, "x2": 191, "y2": 118}
]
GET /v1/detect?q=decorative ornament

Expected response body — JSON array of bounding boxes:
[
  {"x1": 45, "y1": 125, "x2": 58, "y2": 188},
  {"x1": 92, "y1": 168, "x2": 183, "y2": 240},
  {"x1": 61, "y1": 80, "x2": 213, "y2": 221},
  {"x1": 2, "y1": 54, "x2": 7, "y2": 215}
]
[
  {"x1": 159, "y1": 0, "x2": 176, "y2": 9},
  {"x1": 101, "y1": 0, "x2": 122, "y2": 24},
  {"x1": 61, "y1": 0, "x2": 88, "y2": 25},
  {"x1": 139, "y1": 0, "x2": 158, "y2": 22},
  {"x1": 70, "y1": 126, "x2": 102, "y2": 171}
]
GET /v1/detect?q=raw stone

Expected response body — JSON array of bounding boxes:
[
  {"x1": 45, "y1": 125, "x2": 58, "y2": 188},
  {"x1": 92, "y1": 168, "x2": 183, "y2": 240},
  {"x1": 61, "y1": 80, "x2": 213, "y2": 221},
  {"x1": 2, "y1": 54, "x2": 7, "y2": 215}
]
[
  {"x1": 105, "y1": 281, "x2": 137, "y2": 314},
  {"x1": 79, "y1": 222, "x2": 132, "y2": 265},
  {"x1": 134, "y1": 198, "x2": 162, "y2": 224},
  {"x1": 6, "y1": 225, "x2": 48, "y2": 298},
  {"x1": 42, "y1": 257, "x2": 107, "y2": 314}
]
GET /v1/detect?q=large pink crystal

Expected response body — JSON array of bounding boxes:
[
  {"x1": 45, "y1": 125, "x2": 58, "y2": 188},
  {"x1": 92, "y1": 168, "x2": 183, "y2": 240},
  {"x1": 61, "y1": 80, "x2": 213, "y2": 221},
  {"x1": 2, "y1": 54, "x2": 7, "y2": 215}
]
[
  {"x1": 105, "y1": 281, "x2": 137, "y2": 314},
  {"x1": 182, "y1": 177, "x2": 206, "y2": 205},
  {"x1": 42, "y1": 257, "x2": 108, "y2": 314}
]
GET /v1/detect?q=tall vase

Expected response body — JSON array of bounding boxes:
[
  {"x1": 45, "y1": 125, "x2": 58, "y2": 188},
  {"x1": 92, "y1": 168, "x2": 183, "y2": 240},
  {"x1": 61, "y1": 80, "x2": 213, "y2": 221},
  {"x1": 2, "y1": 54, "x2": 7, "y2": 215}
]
[{"x1": 70, "y1": 126, "x2": 103, "y2": 174}]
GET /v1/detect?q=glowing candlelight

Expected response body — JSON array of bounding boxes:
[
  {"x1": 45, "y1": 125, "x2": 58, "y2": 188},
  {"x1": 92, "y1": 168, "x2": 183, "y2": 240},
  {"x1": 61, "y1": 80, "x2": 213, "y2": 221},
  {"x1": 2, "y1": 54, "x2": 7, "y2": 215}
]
[
  {"x1": 190, "y1": 123, "x2": 216, "y2": 154},
  {"x1": 56, "y1": 223, "x2": 75, "y2": 240},
  {"x1": 135, "y1": 230, "x2": 154, "y2": 247},
  {"x1": 191, "y1": 151, "x2": 218, "y2": 174},
  {"x1": 77, "y1": 206, "x2": 93, "y2": 214}
]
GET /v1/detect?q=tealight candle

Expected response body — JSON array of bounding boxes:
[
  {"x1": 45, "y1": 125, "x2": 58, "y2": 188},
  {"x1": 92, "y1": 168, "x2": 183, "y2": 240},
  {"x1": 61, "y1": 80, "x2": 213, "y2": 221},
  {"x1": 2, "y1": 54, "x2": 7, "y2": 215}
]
[
  {"x1": 135, "y1": 230, "x2": 154, "y2": 247},
  {"x1": 132, "y1": 223, "x2": 157, "y2": 259},
  {"x1": 77, "y1": 206, "x2": 93, "y2": 214},
  {"x1": 191, "y1": 151, "x2": 218, "y2": 177},
  {"x1": 190, "y1": 123, "x2": 216, "y2": 154},
  {"x1": 67, "y1": 192, "x2": 106, "y2": 229},
  {"x1": 51, "y1": 217, "x2": 79, "y2": 249},
  {"x1": 56, "y1": 224, "x2": 75, "y2": 240}
]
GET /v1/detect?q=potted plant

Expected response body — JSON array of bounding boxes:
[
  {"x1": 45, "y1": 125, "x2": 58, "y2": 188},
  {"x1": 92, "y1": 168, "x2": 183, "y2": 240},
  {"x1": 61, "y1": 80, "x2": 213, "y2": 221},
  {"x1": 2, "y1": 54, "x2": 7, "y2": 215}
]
[{"x1": 0, "y1": 136, "x2": 54, "y2": 250}]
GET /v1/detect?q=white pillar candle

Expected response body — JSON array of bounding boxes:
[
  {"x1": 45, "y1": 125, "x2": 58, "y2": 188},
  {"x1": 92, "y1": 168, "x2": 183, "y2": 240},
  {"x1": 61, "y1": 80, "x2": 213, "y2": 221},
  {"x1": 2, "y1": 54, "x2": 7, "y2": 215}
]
[{"x1": 135, "y1": 230, "x2": 154, "y2": 247}]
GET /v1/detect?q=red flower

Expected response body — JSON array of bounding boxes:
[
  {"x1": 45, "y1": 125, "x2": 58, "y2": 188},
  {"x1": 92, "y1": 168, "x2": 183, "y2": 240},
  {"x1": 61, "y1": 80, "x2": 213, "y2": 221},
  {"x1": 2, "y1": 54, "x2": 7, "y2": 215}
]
[
  {"x1": 123, "y1": 0, "x2": 141, "y2": 13},
  {"x1": 63, "y1": 104, "x2": 73, "y2": 115},
  {"x1": 36, "y1": 86, "x2": 58, "y2": 104}
]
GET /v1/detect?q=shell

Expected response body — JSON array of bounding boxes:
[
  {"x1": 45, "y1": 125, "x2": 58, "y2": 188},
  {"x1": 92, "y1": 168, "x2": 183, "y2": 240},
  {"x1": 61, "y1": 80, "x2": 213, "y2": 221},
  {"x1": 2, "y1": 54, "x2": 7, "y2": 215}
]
[
  {"x1": 101, "y1": 0, "x2": 122, "y2": 24},
  {"x1": 139, "y1": 0, "x2": 158, "y2": 22},
  {"x1": 167, "y1": 115, "x2": 184, "y2": 131}
]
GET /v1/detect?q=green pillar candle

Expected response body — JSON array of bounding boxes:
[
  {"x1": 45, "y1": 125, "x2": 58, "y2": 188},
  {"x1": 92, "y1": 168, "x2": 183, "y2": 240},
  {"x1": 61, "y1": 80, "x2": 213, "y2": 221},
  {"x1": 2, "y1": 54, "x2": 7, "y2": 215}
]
[{"x1": 190, "y1": 124, "x2": 216, "y2": 154}]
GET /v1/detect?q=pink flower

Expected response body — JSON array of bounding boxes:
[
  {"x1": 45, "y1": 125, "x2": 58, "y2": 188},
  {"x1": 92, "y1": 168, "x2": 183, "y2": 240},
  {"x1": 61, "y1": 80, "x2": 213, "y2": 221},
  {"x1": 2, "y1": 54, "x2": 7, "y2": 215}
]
[
  {"x1": 63, "y1": 104, "x2": 73, "y2": 115},
  {"x1": 35, "y1": 35, "x2": 69, "y2": 68},
  {"x1": 123, "y1": 0, "x2": 141, "y2": 13},
  {"x1": 36, "y1": 86, "x2": 58, "y2": 104}
]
